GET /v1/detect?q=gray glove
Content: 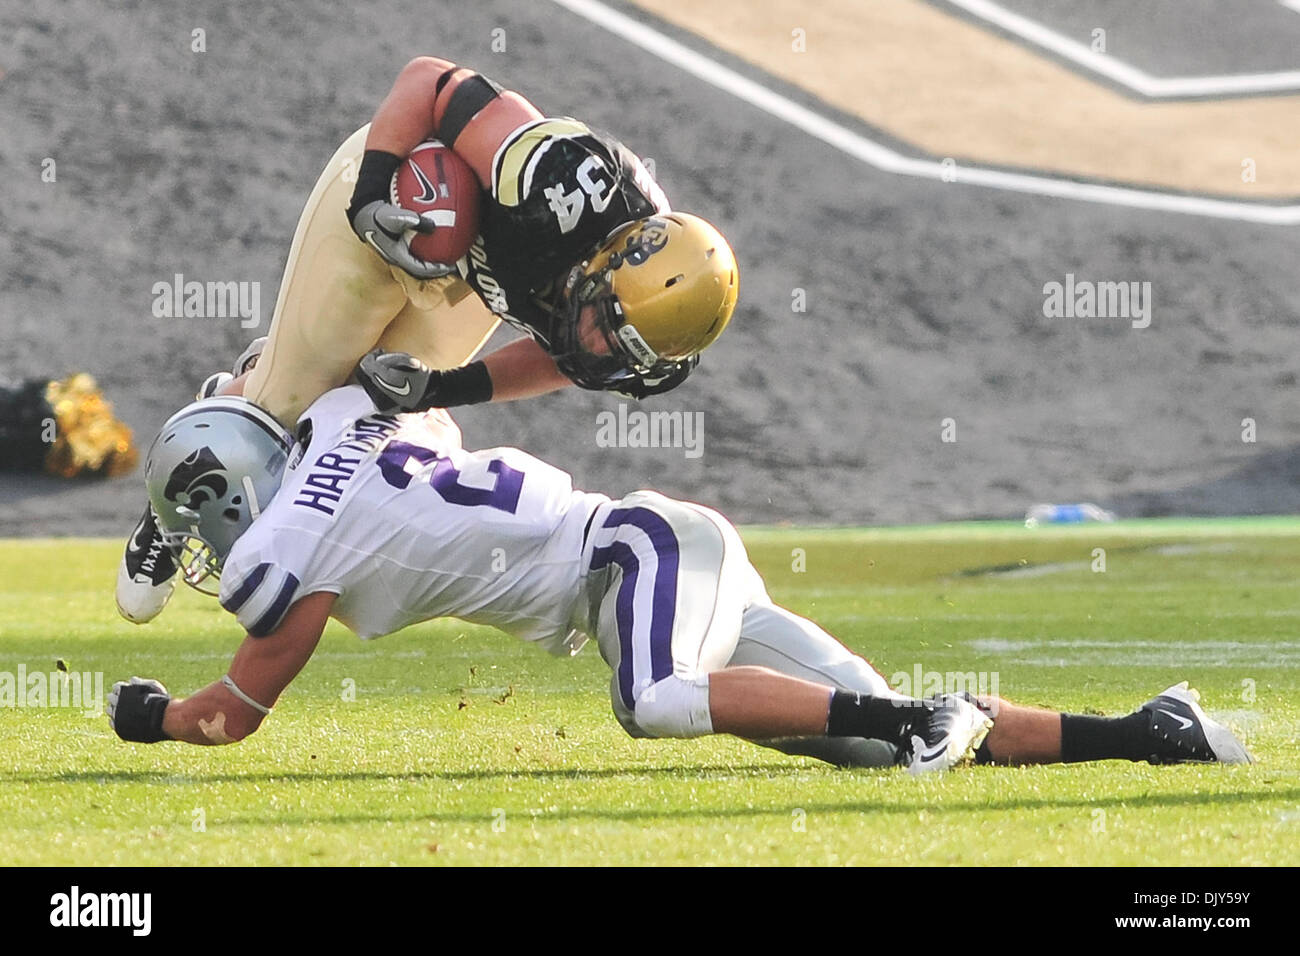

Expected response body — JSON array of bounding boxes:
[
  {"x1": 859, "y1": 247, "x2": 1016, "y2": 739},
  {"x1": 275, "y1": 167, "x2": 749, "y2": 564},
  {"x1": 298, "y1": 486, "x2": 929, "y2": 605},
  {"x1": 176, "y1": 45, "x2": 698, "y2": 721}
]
[
  {"x1": 355, "y1": 349, "x2": 436, "y2": 413},
  {"x1": 349, "y1": 200, "x2": 458, "y2": 281}
]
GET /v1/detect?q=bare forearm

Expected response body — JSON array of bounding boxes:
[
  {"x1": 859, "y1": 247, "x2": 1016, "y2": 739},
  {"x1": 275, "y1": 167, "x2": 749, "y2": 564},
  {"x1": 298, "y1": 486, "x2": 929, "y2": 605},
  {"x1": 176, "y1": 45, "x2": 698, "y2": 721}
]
[
  {"x1": 162, "y1": 682, "x2": 264, "y2": 745},
  {"x1": 365, "y1": 56, "x2": 455, "y2": 156},
  {"x1": 482, "y1": 338, "x2": 573, "y2": 402},
  {"x1": 160, "y1": 594, "x2": 331, "y2": 745}
]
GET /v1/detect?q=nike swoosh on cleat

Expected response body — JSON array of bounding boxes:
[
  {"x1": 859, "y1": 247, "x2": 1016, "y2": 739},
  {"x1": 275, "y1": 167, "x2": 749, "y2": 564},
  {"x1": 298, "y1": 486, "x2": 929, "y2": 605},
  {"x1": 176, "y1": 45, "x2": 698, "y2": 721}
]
[
  {"x1": 1157, "y1": 708, "x2": 1194, "y2": 731},
  {"x1": 917, "y1": 744, "x2": 947, "y2": 764},
  {"x1": 129, "y1": 520, "x2": 154, "y2": 554}
]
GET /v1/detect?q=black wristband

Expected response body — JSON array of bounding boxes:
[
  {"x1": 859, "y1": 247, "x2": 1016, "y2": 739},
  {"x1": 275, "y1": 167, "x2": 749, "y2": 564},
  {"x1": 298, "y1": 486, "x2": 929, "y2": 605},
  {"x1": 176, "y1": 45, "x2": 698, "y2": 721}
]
[
  {"x1": 346, "y1": 150, "x2": 403, "y2": 221},
  {"x1": 424, "y1": 360, "x2": 494, "y2": 408}
]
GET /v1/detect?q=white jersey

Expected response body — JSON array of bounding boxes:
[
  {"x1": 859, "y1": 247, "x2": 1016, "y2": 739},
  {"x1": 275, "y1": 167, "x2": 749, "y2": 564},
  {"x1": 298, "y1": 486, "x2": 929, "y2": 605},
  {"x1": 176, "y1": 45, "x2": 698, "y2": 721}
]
[{"x1": 218, "y1": 386, "x2": 608, "y2": 651}]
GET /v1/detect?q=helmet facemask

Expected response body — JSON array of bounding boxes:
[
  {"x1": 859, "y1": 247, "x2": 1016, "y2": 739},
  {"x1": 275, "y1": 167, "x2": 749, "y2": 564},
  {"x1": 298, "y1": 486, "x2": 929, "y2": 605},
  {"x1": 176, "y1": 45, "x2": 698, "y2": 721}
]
[
  {"x1": 551, "y1": 264, "x2": 657, "y2": 390},
  {"x1": 546, "y1": 213, "x2": 738, "y2": 390},
  {"x1": 144, "y1": 396, "x2": 291, "y2": 595},
  {"x1": 159, "y1": 527, "x2": 223, "y2": 595}
]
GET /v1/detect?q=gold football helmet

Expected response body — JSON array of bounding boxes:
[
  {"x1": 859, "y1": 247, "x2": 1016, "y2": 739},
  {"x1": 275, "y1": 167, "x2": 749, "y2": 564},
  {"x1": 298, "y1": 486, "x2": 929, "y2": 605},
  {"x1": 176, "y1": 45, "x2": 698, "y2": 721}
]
[{"x1": 553, "y1": 212, "x2": 738, "y2": 390}]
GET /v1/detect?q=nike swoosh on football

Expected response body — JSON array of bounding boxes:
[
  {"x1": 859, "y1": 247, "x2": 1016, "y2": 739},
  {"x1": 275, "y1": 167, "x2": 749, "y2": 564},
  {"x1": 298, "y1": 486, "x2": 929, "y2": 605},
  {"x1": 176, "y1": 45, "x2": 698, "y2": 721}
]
[
  {"x1": 1157, "y1": 708, "x2": 1194, "y2": 731},
  {"x1": 409, "y1": 160, "x2": 440, "y2": 204}
]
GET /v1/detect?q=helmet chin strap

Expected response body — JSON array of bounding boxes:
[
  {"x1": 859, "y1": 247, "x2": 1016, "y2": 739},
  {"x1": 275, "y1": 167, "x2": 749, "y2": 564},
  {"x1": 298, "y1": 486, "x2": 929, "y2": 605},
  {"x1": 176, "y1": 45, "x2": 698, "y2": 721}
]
[{"x1": 242, "y1": 475, "x2": 261, "y2": 520}]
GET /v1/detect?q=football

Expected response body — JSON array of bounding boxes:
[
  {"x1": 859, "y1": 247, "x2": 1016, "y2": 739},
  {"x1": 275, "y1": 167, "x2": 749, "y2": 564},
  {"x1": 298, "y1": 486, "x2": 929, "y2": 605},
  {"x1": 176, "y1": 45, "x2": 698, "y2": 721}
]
[{"x1": 390, "y1": 139, "x2": 482, "y2": 266}]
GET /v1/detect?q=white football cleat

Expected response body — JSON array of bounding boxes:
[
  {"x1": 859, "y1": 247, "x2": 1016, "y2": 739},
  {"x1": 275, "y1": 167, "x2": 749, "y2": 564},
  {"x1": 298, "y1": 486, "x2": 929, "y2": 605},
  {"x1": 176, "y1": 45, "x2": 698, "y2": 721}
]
[
  {"x1": 196, "y1": 371, "x2": 234, "y2": 400},
  {"x1": 1139, "y1": 681, "x2": 1254, "y2": 765},
  {"x1": 901, "y1": 694, "x2": 994, "y2": 775},
  {"x1": 114, "y1": 505, "x2": 178, "y2": 624}
]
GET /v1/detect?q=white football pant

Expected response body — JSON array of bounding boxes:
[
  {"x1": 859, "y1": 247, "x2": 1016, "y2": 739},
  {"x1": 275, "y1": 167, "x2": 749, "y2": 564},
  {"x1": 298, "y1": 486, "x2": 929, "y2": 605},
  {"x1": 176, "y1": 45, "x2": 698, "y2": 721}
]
[
  {"x1": 245, "y1": 125, "x2": 500, "y2": 427},
  {"x1": 582, "y1": 490, "x2": 899, "y2": 767}
]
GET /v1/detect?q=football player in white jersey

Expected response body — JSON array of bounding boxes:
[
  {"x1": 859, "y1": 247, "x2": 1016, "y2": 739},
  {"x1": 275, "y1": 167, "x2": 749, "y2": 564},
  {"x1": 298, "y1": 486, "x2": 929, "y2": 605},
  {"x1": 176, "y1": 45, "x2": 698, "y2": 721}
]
[
  {"x1": 106, "y1": 392, "x2": 1252, "y2": 772},
  {"x1": 116, "y1": 54, "x2": 738, "y2": 627}
]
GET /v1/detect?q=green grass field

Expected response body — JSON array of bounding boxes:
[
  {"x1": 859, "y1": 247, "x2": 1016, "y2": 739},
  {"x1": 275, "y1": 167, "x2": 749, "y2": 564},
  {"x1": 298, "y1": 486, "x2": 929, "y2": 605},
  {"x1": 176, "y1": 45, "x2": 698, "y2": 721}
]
[{"x1": 2, "y1": 518, "x2": 1297, "y2": 866}]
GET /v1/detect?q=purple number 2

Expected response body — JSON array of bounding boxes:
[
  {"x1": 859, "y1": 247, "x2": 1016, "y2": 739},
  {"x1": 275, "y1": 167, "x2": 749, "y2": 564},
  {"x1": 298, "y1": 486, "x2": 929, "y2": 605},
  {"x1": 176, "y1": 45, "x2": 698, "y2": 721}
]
[{"x1": 377, "y1": 440, "x2": 523, "y2": 514}]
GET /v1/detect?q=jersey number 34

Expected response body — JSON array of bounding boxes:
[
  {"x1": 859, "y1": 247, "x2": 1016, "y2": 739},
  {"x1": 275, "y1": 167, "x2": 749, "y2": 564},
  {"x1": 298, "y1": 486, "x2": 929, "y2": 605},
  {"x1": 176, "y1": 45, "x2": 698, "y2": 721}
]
[{"x1": 544, "y1": 156, "x2": 613, "y2": 234}]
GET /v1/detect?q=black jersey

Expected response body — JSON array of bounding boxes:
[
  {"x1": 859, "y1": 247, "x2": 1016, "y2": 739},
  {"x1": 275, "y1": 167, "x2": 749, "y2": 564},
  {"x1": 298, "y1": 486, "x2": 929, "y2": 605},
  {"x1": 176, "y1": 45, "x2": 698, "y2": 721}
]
[{"x1": 457, "y1": 118, "x2": 692, "y2": 394}]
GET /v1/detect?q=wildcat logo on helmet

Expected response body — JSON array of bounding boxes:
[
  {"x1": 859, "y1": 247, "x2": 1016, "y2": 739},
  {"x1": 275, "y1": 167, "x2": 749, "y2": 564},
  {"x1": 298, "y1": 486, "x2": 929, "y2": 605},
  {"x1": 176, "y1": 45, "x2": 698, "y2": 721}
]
[
  {"x1": 610, "y1": 218, "x2": 669, "y2": 268},
  {"x1": 163, "y1": 447, "x2": 228, "y2": 509}
]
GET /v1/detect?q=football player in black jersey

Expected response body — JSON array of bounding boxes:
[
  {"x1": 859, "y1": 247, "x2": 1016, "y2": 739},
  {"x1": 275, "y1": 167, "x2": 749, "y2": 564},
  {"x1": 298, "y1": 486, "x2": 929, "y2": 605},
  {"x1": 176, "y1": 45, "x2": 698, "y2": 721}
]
[
  {"x1": 345, "y1": 56, "x2": 739, "y2": 412},
  {"x1": 116, "y1": 56, "x2": 739, "y2": 625}
]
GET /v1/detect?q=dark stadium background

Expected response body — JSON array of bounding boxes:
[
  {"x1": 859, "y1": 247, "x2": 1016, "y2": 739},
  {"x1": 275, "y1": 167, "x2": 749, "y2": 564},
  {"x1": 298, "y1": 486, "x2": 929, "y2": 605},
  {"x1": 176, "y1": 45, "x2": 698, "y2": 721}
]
[{"x1": 2, "y1": 0, "x2": 1297, "y2": 535}]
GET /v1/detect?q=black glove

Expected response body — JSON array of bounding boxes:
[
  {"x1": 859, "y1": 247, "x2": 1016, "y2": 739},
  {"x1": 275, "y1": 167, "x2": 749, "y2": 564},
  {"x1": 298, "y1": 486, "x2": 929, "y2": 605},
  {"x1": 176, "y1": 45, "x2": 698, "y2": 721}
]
[
  {"x1": 107, "y1": 677, "x2": 171, "y2": 743},
  {"x1": 612, "y1": 355, "x2": 699, "y2": 400},
  {"x1": 355, "y1": 350, "x2": 493, "y2": 414}
]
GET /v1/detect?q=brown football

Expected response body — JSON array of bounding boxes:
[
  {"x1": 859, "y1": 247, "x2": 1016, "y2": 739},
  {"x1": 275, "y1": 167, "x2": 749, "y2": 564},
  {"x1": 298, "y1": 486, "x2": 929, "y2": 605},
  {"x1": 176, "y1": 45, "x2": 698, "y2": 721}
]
[{"x1": 390, "y1": 140, "x2": 482, "y2": 265}]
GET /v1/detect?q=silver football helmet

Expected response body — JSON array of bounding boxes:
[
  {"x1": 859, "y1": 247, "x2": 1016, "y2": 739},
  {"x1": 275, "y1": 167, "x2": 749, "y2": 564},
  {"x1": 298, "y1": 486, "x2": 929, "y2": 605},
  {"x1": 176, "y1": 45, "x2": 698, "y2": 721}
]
[{"x1": 143, "y1": 396, "x2": 293, "y2": 594}]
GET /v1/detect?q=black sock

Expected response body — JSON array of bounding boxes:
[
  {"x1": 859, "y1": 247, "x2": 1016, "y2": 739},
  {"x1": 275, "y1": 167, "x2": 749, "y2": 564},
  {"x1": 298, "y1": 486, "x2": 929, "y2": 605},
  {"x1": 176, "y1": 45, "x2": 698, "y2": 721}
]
[
  {"x1": 1060, "y1": 711, "x2": 1151, "y2": 763},
  {"x1": 826, "y1": 691, "x2": 930, "y2": 743}
]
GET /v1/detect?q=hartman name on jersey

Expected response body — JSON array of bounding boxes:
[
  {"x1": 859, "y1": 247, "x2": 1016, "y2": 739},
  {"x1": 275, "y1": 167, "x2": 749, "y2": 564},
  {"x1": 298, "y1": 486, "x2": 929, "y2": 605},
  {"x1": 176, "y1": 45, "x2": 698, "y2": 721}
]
[
  {"x1": 220, "y1": 387, "x2": 606, "y2": 650},
  {"x1": 292, "y1": 415, "x2": 400, "y2": 517}
]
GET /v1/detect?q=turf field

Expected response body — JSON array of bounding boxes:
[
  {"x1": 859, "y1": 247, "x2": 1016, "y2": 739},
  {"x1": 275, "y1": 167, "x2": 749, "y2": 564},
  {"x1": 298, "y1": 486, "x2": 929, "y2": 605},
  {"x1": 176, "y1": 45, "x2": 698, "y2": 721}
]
[{"x1": 1, "y1": 518, "x2": 1297, "y2": 866}]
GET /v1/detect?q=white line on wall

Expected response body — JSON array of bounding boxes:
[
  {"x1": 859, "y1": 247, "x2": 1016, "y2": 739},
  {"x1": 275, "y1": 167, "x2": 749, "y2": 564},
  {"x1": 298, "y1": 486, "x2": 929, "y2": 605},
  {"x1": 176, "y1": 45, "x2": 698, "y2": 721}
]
[
  {"x1": 946, "y1": 0, "x2": 1300, "y2": 97},
  {"x1": 547, "y1": 0, "x2": 1300, "y2": 224}
]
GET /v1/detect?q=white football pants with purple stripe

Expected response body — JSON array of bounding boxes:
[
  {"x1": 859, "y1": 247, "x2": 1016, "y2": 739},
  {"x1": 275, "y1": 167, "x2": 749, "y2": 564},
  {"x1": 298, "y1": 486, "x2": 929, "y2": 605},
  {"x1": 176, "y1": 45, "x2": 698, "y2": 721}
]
[{"x1": 582, "y1": 490, "x2": 899, "y2": 768}]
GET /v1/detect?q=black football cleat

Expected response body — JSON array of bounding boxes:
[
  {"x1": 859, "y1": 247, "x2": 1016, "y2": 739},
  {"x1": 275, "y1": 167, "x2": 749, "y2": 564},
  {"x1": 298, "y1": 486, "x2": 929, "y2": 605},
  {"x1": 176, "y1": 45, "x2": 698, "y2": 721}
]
[
  {"x1": 898, "y1": 694, "x2": 993, "y2": 775},
  {"x1": 115, "y1": 504, "x2": 178, "y2": 624},
  {"x1": 1140, "y1": 681, "x2": 1253, "y2": 765}
]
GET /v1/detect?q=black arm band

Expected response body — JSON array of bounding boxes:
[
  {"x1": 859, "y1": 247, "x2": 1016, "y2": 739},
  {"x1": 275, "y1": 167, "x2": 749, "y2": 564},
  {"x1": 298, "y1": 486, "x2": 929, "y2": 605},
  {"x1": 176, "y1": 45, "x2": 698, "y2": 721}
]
[
  {"x1": 424, "y1": 360, "x2": 494, "y2": 408},
  {"x1": 346, "y1": 149, "x2": 403, "y2": 220},
  {"x1": 438, "y1": 73, "x2": 504, "y2": 148}
]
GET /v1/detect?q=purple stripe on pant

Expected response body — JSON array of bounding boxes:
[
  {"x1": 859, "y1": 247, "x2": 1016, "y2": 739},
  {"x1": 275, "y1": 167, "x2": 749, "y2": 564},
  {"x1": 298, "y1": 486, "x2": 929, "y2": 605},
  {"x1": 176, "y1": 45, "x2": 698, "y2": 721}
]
[{"x1": 589, "y1": 507, "x2": 680, "y2": 710}]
